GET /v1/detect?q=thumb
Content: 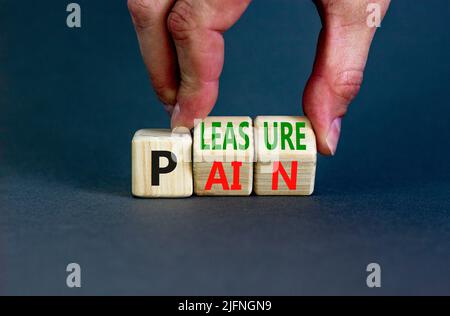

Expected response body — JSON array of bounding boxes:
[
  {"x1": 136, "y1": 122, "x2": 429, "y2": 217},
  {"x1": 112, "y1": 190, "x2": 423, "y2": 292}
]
[{"x1": 303, "y1": 0, "x2": 390, "y2": 155}]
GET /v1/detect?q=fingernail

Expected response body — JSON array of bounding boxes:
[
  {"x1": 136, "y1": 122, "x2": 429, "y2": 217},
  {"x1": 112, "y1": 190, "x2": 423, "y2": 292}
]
[
  {"x1": 172, "y1": 126, "x2": 190, "y2": 134},
  {"x1": 170, "y1": 103, "x2": 181, "y2": 128},
  {"x1": 163, "y1": 104, "x2": 174, "y2": 116},
  {"x1": 325, "y1": 117, "x2": 342, "y2": 156}
]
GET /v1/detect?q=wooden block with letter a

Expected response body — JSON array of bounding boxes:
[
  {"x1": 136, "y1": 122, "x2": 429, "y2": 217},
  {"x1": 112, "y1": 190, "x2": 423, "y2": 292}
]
[
  {"x1": 193, "y1": 116, "x2": 254, "y2": 196},
  {"x1": 132, "y1": 129, "x2": 193, "y2": 198},
  {"x1": 254, "y1": 116, "x2": 316, "y2": 195}
]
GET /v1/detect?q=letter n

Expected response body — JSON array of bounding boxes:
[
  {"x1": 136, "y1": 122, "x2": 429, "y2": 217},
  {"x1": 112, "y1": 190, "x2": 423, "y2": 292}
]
[{"x1": 272, "y1": 161, "x2": 297, "y2": 190}]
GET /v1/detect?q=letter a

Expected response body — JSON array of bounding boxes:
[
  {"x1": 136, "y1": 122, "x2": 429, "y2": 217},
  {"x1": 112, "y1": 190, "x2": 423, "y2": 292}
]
[
  {"x1": 205, "y1": 162, "x2": 229, "y2": 190},
  {"x1": 366, "y1": 263, "x2": 381, "y2": 288},
  {"x1": 66, "y1": 3, "x2": 81, "y2": 28},
  {"x1": 366, "y1": 3, "x2": 381, "y2": 28},
  {"x1": 66, "y1": 263, "x2": 81, "y2": 288}
]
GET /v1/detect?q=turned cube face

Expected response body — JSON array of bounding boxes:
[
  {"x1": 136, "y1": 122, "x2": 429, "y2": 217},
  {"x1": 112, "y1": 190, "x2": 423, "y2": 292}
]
[
  {"x1": 132, "y1": 129, "x2": 193, "y2": 198},
  {"x1": 193, "y1": 116, "x2": 254, "y2": 195},
  {"x1": 254, "y1": 116, "x2": 317, "y2": 195}
]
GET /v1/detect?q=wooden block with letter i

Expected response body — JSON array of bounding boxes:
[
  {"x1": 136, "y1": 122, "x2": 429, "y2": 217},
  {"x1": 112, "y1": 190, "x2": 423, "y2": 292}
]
[
  {"x1": 132, "y1": 129, "x2": 193, "y2": 198},
  {"x1": 193, "y1": 116, "x2": 254, "y2": 196},
  {"x1": 254, "y1": 116, "x2": 317, "y2": 195}
]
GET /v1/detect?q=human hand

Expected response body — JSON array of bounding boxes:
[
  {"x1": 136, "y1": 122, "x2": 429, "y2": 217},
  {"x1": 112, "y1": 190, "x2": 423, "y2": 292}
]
[{"x1": 128, "y1": 0, "x2": 390, "y2": 155}]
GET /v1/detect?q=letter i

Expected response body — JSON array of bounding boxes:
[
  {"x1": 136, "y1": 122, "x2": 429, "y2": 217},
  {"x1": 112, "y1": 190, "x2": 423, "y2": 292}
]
[{"x1": 230, "y1": 161, "x2": 242, "y2": 190}]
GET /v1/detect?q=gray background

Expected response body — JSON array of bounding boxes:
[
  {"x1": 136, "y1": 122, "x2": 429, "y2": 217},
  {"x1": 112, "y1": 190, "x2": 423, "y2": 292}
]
[{"x1": 0, "y1": 0, "x2": 449, "y2": 295}]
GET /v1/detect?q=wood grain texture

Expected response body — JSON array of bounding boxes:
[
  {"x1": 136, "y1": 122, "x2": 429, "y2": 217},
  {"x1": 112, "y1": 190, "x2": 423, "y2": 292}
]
[
  {"x1": 132, "y1": 129, "x2": 193, "y2": 198},
  {"x1": 254, "y1": 161, "x2": 316, "y2": 195},
  {"x1": 193, "y1": 116, "x2": 254, "y2": 196},
  {"x1": 194, "y1": 162, "x2": 253, "y2": 196},
  {"x1": 254, "y1": 116, "x2": 316, "y2": 195}
]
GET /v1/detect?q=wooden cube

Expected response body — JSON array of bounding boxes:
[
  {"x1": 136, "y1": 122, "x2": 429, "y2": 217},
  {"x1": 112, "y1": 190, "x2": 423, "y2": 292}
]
[
  {"x1": 132, "y1": 129, "x2": 193, "y2": 198},
  {"x1": 254, "y1": 116, "x2": 316, "y2": 195},
  {"x1": 193, "y1": 116, "x2": 254, "y2": 196}
]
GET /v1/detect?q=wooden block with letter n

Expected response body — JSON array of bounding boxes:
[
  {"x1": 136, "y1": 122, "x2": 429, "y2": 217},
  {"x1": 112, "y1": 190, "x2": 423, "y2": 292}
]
[
  {"x1": 132, "y1": 129, "x2": 193, "y2": 198},
  {"x1": 254, "y1": 116, "x2": 317, "y2": 195},
  {"x1": 193, "y1": 116, "x2": 254, "y2": 196}
]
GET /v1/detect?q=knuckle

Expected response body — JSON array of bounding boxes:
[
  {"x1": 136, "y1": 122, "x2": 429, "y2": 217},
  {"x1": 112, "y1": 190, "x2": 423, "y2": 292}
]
[
  {"x1": 331, "y1": 69, "x2": 364, "y2": 103},
  {"x1": 128, "y1": 0, "x2": 160, "y2": 29},
  {"x1": 167, "y1": 0, "x2": 197, "y2": 41}
]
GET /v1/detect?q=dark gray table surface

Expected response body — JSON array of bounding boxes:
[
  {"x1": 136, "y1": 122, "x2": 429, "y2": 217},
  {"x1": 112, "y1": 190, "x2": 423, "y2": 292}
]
[{"x1": 0, "y1": 0, "x2": 449, "y2": 295}]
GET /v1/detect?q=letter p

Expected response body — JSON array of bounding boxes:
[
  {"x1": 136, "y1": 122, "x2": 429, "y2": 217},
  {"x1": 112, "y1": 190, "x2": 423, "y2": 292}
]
[{"x1": 151, "y1": 151, "x2": 177, "y2": 186}]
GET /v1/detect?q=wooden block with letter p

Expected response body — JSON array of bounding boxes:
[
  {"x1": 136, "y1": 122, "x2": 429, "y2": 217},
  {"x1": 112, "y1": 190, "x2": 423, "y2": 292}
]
[
  {"x1": 193, "y1": 116, "x2": 254, "y2": 196},
  {"x1": 254, "y1": 116, "x2": 316, "y2": 195},
  {"x1": 132, "y1": 129, "x2": 193, "y2": 198}
]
